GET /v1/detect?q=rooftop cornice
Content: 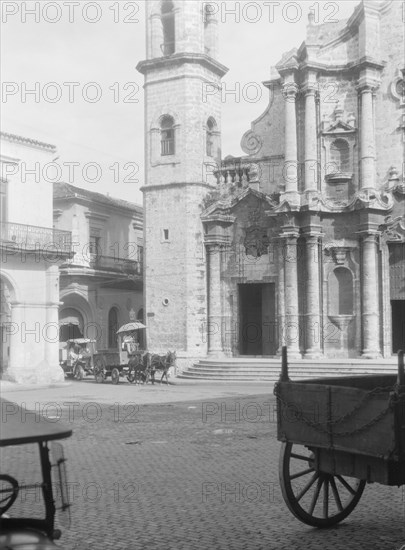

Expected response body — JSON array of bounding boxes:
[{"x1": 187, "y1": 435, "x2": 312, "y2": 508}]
[
  {"x1": 0, "y1": 131, "x2": 56, "y2": 152},
  {"x1": 54, "y1": 183, "x2": 143, "y2": 214},
  {"x1": 136, "y1": 52, "x2": 229, "y2": 78},
  {"x1": 297, "y1": 56, "x2": 385, "y2": 75}
]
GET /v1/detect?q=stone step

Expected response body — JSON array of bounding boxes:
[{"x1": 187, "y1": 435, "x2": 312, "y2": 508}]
[{"x1": 178, "y1": 357, "x2": 398, "y2": 381}]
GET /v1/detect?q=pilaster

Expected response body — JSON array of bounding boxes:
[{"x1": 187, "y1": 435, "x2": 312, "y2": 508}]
[
  {"x1": 357, "y1": 76, "x2": 379, "y2": 192},
  {"x1": 281, "y1": 75, "x2": 300, "y2": 207},
  {"x1": 303, "y1": 229, "x2": 323, "y2": 358},
  {"x1": 205, "y1": 240, "x2": 225, "y2": 356},
  {"x1": 279, "y1": 227, "x2": 301, "y2": 358},
  {"x1": 303, "y1": 75, "x2": 319, "y2": 196},
  {"x1": 359, "y1": 229, "x2": 381, "y2": 358}
]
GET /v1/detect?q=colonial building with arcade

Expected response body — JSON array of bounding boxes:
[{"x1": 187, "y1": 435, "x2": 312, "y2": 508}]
[{"x1": 138, "y1": 0, "x2": 404, "y2": 371}]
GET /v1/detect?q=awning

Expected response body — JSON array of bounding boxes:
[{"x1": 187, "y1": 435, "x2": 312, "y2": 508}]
[
  {"x1": 59, "y1": 309, "x2": 84, "y2": 332},
  {"x1": 59, "y1": 317, "x2": 80, "y2": 326}
]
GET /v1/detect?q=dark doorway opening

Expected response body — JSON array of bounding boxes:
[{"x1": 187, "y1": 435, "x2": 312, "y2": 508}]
[
  {"x1": 59, "y1": 323, "x2": 83, "y2": 342},
  {"x1": 391, "y1": 300, "x2": 405, "y2": 354},
  {"x1": 239, "y1": 283, "x2": 276, "y2": 356}
]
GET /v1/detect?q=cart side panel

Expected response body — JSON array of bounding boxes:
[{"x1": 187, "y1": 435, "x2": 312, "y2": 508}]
[
  {"x1": 277, "y1": 383, "x2": 328, "y2": 447},
  {"x1": 315, "y1": 448, "x2": 405, "y2": 485},
  {"x1": 397, "y1": 394, "x2": 405, "y2": 458},
  {"x1": 277, "y1": 382, "x2": 398, "y2": 459},
  {"x1": 93, "y1": 352, "x2": 120, "y2": 368}
]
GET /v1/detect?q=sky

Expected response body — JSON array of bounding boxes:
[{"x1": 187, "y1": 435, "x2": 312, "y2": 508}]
[{"x1": 1, "y1": 0, "x2": 360, "y2": 205}]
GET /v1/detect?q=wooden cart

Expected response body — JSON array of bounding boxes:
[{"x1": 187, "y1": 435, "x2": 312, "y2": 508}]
[
  {"x1": 275, "y1": 347, "x2": 405, "y2": 527},
  {"x1": 92, "y1": 322, "x2": 146, "y2": 384},
  {"x1": 59, "y1": 338, "x2": 96, "y2": 380}
]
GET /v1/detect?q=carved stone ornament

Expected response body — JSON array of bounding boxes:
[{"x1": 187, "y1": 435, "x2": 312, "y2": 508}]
[
  {"x1": 379, "y1": 216, "x2": 405, "y2": 243},
  {"x1": 389, "y1": 69, "x2": 405, "y2": 104},
  {"x1": 244, "y1": 226, "x2": 270, "y2": 258},
  {"x1": 324, "y1": 244, "x2": 353, "y2": 265},
  {"x1": 240, "y1": 130, "x2": 262, "y2": 156}
]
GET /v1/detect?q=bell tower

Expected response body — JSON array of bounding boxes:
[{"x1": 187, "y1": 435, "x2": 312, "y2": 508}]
[{"x1": 137, "y1": 0, "x2": 228, "y2": 360}]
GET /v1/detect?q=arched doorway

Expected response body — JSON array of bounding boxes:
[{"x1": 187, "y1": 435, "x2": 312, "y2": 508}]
[
  {"x1": 389, "y1": 242, "x2": 405, "y2": 354},
  {"x1": 59, "y1": 307, "x2": 84, "y2": 341},
  {"x1": 59, "y1": 292, "x2": 96, "y2": 343},
  {"x1": 137, "y1": 308, "x2": 145, "y2": 350},
  {"x1": 108, "y1": 307, "x2": 119, "y2": 349}
]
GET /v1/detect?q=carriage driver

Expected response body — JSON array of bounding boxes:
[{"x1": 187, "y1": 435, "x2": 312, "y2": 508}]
[
  {"x1": 68, "y1": 343, "x2": 81, "y2": 365},
  {"x1": 122, "y1": 333, "x2": 138, "y2": 354}
]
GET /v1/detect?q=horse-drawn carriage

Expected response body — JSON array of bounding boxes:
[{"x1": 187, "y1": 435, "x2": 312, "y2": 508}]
[
  {"x1": 92, "y1": 322, "x2": 176, "y2": 385},
  {"x1": 92, "y1": 322, "x2": 145, "y2": 384},
  {"x1": 59, "y1": 338, "x2": 96, "y2": 380},
  {"x1": 128, "y1": 350, "x2": 177, "y2": 385},
  {"x1": 275, "y1": 347, "x2": 405, "y2": 527}
]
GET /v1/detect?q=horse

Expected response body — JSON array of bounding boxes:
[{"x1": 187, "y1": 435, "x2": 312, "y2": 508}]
[
  {"x1": 127, "y1": 351, "x2": 151, "y2": 384},
  {"x1": 147, "y1": 350, "x2": 176, "y2": 384}
]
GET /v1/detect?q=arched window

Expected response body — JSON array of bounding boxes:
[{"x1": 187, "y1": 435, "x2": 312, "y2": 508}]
[
  {"x1": 161, "y1": 115, "x2": 175, "y2": 156},
  {"x1": 329, "y1": 267, "x2": 353, "y2": 315},
  {"x1": 330, "y1": 139, "x2": 350, "y2": 173},
  {"x1": 206, "y1": 117, "x2": 216, "y2": 157},
  {"x1": 161, "y1": 0, "x2": 175, "y2": 56},
  {"x1": 108, "y1": 307, "x2": 119, "y2": 348}
]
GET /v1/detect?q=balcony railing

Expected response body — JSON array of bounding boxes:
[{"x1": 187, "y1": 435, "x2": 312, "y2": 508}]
[
  {"x1": 161, "y1": 138, "x2": 175, "y2": 156},
  {"x1": 89, "y1": 255, "x2": 142, "y2": 276},
  {"x1": 214, "y1": 161, "x2": 251, "y2": 186},
  {"x1": 0, "y1": 221, "x2": 72, "y2": 253}
]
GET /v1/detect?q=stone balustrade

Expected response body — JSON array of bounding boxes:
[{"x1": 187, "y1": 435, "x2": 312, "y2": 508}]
[{"x1": 214, "y1": 161, "x2": 251, "y2": 186}]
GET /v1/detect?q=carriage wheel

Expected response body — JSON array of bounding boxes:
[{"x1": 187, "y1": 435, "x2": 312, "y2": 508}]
[
  {"x1": 0, "y1": 475, "x2": 19, "y2": 515},
  {"x1": 111, "y1": 368, "x2": 120, "y2": 385},
  {"x1": 279, "y1": 442, "x2": 365, "y2": 528},
  {"x1": 94, "y1": 359, "x2": 106, "y2": 384}
]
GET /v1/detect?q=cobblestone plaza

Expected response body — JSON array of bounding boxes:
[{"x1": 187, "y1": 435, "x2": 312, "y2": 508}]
[{"x1": 2, "y1": 381, "x2": 404, "y2": 550}]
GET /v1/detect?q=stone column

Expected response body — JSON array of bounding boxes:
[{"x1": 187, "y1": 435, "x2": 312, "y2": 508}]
[
  {"x1": 45, "y1": 265, "x2": 64, "y2": 382},
  {"x1": 304, "y1": 234, "x2": 323, "y2": 358},
  {"x1": 221, "y1": 247, "x2": 233, "y2": 356},
  {"x1": 206, "y1": 243, "x2": 224, "y2": 356},
  {"x1": 358, "y1": 83, "x2": 377, "y2": 191},
  {"x1": 276, "y1": 238, "x2": 286, "y2": 355},
  {"x1": 150, "y1": 13, "x2": 163, "y2": 58},
  {"x1": 7, "y1": 303, "x2": 25, "y2": 381},
  {"x1": 361, "y1": 232, "x2": 381, "y2": 358},
  {"x1": 282, "y1": 232, "x2": 301, "y2": 358},
  {"x1": 303, "y1": 80, "x2": 318, "y2": 194},
  {"x1": 283, "y1": 78, "x2": 299, "y2": 202}
]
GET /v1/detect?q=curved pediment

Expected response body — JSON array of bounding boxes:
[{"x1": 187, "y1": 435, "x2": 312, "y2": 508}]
[{"x1": 201, "y1": 187, "x2": 279, "y2": 224}]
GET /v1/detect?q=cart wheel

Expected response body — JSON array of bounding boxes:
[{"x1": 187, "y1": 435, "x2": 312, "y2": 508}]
[
  {"x1": 0, "y1": 475, "x2": 19, "y2": 515},
  {"x1": 279, "y1": 442, "x2": 365, "y2": 528},
  {"x1": 111, "y1": 368, "x2": 120, "y2": 385},
  {"x1": 94, "y1": 359, "x2": 105, "y2": 384},
  {"x1": 74, "y1": 364, "x2": 85, "y2": 381}
]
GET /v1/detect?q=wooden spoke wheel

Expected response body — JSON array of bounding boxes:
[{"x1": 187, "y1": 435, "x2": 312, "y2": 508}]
[
  {"x1": 111, "y1": 367, "x2": 120, "y2": 385},
  {"x1": 74, "y1": 364, "x2": 85, "y2": 381},
  {"x1": 279, "y1": 442, "x2": 365, "y2": 528},
  {"x1": 0, "y1": 475, "x2": 19, "y2": 516},
  {"x1": 94, "y1": 359, "x2": 106, "y2": 384}
]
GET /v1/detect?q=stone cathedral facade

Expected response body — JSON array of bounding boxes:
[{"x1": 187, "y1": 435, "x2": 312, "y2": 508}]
[{"x1": 137, "y1": 0, "x2": 405, "y2": 369}]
